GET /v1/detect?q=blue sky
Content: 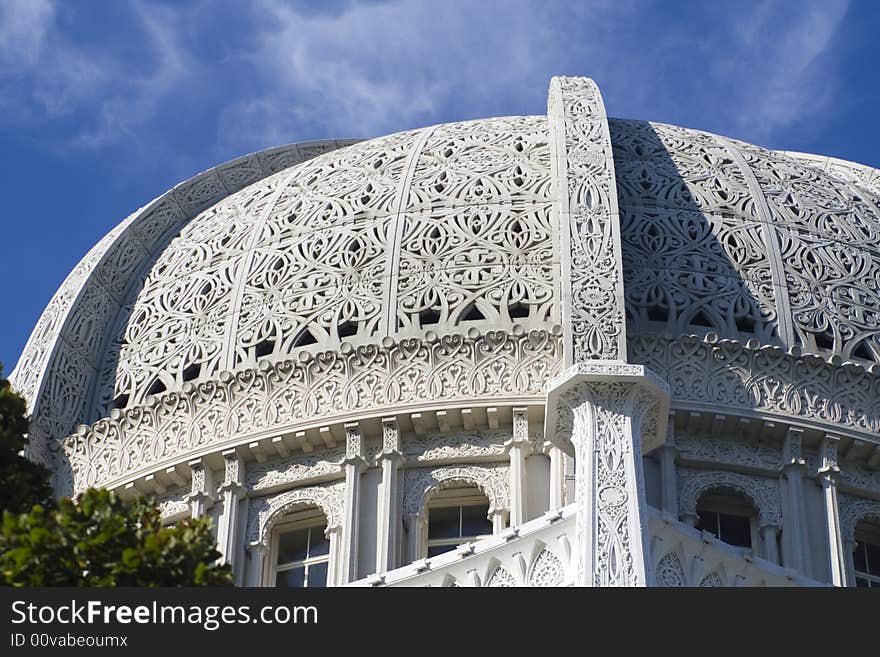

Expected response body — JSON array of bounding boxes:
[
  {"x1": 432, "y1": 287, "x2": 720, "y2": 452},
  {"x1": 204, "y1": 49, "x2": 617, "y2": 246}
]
[{"x1": 1, "y1": 0, "x2": 877, "y2": 372}]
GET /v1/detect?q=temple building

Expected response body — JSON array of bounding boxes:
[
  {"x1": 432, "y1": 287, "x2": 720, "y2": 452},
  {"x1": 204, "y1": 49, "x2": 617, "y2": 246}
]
[{"x1": 11, "y1": 77, "x2": 880, "y2": 587}]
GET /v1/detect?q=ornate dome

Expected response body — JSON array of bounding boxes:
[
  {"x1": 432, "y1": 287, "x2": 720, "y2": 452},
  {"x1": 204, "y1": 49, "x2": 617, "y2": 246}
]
[{"x1": 11, "y1": 77, "x2": 880, "y2": 495}]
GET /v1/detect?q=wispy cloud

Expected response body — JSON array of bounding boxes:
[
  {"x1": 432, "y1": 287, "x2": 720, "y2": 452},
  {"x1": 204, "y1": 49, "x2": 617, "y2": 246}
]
[
  {"x1": 0, "y1": 0, "x2": 191, "y2": 149},
  {"x1": 0, "y1": 0, "x2": 857, "y2": 157},
  {"x1": 715, "y1": 0, "x2": 851, "y2": 141}
]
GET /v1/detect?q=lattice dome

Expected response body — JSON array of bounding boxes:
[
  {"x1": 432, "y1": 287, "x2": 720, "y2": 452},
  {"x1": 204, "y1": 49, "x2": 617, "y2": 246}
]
[
  {"x1": 11, "y1": 78, "x2": 880, "y2": 590},
  {"x1": 12, "y1": 86, "x2": 880, "y2": 467}
]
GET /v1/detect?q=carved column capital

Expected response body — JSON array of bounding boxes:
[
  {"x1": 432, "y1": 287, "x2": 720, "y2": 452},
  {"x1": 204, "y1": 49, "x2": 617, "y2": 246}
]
[
  {"x1": 543, "y1": 362, "x2": 670, "y2": 587},
  {"x1": 544, "y1": 361, "x2": 670, "y2": 456}
]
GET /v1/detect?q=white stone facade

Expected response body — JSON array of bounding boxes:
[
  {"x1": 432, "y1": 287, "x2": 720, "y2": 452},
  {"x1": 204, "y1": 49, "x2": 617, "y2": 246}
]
[{"x1": 11, "y1": 76, "x2": 880, "y2": 587}]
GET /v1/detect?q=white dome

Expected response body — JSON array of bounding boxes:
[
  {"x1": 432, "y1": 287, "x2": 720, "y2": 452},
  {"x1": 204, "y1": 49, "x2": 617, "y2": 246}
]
[{"x1": 11, "y1": 78, "x2": 880, "y2": 494}]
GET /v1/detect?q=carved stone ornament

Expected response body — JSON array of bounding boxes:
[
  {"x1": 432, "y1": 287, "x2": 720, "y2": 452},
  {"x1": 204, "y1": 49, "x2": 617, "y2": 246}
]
[
  {"x1": 247, "y1": 481, "x2": 346, "y2": 546},
  {"x1": 544, "y1": 362, "x2": 670, "y2": 587},
  {"x1": 403, "y1": 464, "x2": 509, "y2": 519},
  {"x1": 548, "y1": 76, "x2": 627, "y2": 364},
  {"x1": 62, "y1": 328, "x2": 560, "y2": 493},
  {"x1": 678, "y1": 468, "x2": 782, "y2": 527},
  {"x1": 839, "y1": 493, "x2": 880, "y2": 543}
]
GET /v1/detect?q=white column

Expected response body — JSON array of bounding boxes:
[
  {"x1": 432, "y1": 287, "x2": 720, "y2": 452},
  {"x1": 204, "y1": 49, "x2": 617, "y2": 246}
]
[
  {"x1": 782, "y1": 428, "x2": 810, "y2": 573},
  {"x1": 760, "y1": 524, "x2": 781, "y2": 565},
  {"x1": 549, "y1": 445, "x2": 566, "y2": 510},
  {"x1": 660, "y1": 416, "x2": 678, "y2": 516},
  {"x1": 563, "y1": 452, "x2": 576, "y2": 505},
  {"x1": 405, "y1": 513, "x2": 426, "y2": 562},
  {"x1": 544, "y1": 363, "x2": 669, "y2": 587},
  {"x1": 216, "y1": 450, "x2": 245, "y2": 570},
  {"x1": 491, "y1": 509, "x2": 509, "y2": 535},
  {"x1": 185, "y1": 458, "x2": 214, "y2": 519},
  {"x1": 376, "y1": 417, "x2": 404, "y2": 573},
  {"x1": 326, "y1": 526, "x2": 341, "y2": 587},
  {"x1": 843, "y1": 538, "x2": 857, "y2": 587},
  {"x1": 819, "y1": 434, "x2": 846, "y2": 586},
  {"x1": 505, "y1": 407, "x2": 532, "y2": 527},
  {"x1": 340, "y1": 422, "x2": 366, "y2": 584},
  {"x1": 246, "y1": 543, "x2": 267, "y2": 587}
]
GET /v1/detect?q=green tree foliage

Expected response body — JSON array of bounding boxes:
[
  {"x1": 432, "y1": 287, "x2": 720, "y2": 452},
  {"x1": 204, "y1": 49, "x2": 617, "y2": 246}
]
[
  {"x1": 0, "y1": 364, "x2": 52, "y2": 514},
  {"x1": 0, "y1": 366, "x2": 232, "y2": 586},
  {"x1": 1, "y1": 489, "x2": 231, "y2": 586}
]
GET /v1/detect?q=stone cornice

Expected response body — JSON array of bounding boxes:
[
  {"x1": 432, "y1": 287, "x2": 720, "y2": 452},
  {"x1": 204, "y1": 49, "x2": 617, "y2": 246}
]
[{"x1": 60, "y1": 328, "x2": 561, "y2": 493}]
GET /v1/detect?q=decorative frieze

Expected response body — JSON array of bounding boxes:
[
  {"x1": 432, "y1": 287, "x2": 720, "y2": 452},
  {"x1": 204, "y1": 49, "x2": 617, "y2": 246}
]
[
  {"x1": 678, "y1": 468, "x2": 782, "y2": 528},
  {"x1": 403, "y1": 464, "x2": 510, "y2": 519},
  {"x1": 246, "y1": 481, "x2": 346, "y2": 547},
  {"x1": 62, "y1": 328, "x2": 561, "y2": 493}
]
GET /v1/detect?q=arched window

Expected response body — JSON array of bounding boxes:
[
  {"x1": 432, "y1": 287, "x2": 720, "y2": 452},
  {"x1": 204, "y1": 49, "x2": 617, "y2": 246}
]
[
  {"x1": 426, "y1": 483, "x2": 493, "y2": 558},
  {"x1": 271, "y1": 505, "x2": 330, "y2": 588},
  {"x1": 695, "y1": 487, "x2": 757, "y2": 549},
  {"x1": 854, "y1": 517, "x2": 880, "y2": 588}
]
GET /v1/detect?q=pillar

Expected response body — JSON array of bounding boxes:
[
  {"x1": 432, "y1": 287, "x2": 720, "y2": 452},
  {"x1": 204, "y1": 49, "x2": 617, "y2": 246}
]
[
  {"x1": 185, "y1": 458, "x2": 214, "y2": 519},
  {"x1": 549, "y1": 445, "x2": 566, "y2": 510},
  {"x1": 660, "y1": 416, "x2": 678, "y2": 516},
  {"x1": 326, "y1": 526, "x2": 341, "y2": 587},
  {"x1": 216, "y1": 449, "x2": 246, "y2": 572},
  {"x1": 760, "y1": 524, "x2": 781, "y2": 565},
  {"x1": 246, "y1": 543, "x2": 267, "y2": 587},
  {"x1": 782, "y1": 428, "x2": 810, "y2": 573},
  {"x1": 376, "y1": 417, "x2": 404, "y2": 573},
  {"x1": 491, "y1": 509, "x2": 509, "y2": 535},
  {"x1": 506, "y1": 407, "x2": 532, "y2": 527},
  {"x1": 405, "y1": 513, "x2": 426, "y2": 563},
  {"x1": 819, "y1": 434, "x2": 846, "y2": 586},
  {"x1": 340, "y1": 422, "x2": 366, "y2": 584},
  {"x1": 544, "y1": 363, "x2": 670, "y2": 587}
]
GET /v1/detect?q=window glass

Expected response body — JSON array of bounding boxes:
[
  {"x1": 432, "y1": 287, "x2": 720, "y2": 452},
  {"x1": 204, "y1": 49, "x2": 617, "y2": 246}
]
[
  {"x1": 428, "y1": 506, "x2": 460, "y2": 539},
  {"x1": 865, "y1": 543, "x2": 880, "y2": 576},
  {"x1": 718, "y1": 513, "x2": 752, "y2": 548},
  {"x1": 460, "y1": 504, "x2": 492, "y2": 537},
  {"x1": 427, "y1": 544, "x2": 456, "y2": 558},
  {"x1": 277, "y1": 528, "x2": 309, "y2": 565},
  {"x1": 854, "y1": 543, "x2": 868, "y2": 573},
  {"x1": 307, "y1": 562, "x2": 328, "y2": 588},
  {"x1": 696, "y1": 510, "x2": 719, "y2": 536},
  {"x1": 276, "y1": 568, "x2": 305, "y2": 588},
  {"x1": 309, "y1": 531, "x2": 331, "y2": 558}
]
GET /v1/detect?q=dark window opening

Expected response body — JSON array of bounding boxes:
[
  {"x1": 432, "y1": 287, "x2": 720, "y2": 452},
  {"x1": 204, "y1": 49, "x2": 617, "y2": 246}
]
[
  {"x1": 419, "y1": 308, "x2": 441, "y2": 326},
  {"x1": 337, "y1": 321, "x2": 358, "y2": 339},
  {"x1": 815, "y1": 330, "x2": 834, "y2": 351},
  {"x1": 689, "y1": 309, "x2": 713, "y2": 328},
  {"x1": 112, "y1": 394, "x2": 129, "y2": 410},
  {"x1": 647, "y1": 304, "x2": 668, "y2": 323},
  {"x1": 735, "y1": 313, "x2": 756, "y2": 334},
  {"x1": 255, "y1": 339, "x2": 275, "y2": 359},
  {"x1": 293, "y1": 329, "x2": 318, "y2": 348},
  {"x1": 508, "y1": 302, "x2": 530, "y2": 319},
  {"x1": 181, "y1": 363, "x2": 201, "y2": 382},
  {"x1": 147, "y1": 379, "x2": 166, "y2": 397},
  {"x1": 463, "y1": 304, "x2": 486, "y2": 321}
]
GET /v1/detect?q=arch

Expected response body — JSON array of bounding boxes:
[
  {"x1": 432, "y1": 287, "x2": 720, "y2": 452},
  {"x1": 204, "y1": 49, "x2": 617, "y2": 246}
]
[
  {"x1": 246, "y1": 481, "x2": 345, "y2": 548},
  {"x1": 678, "y1": 469, "x2": 781, "y2": 528},
  {"x1": 840, "y1": 497, "x2": 880, "y2": 543},
  {"x1": 403, "y1": 464, "x2": 509, "y2": 519}
]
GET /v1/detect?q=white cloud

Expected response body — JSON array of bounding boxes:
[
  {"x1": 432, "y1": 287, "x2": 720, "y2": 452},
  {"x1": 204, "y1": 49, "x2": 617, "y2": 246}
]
[
  {"x1": 0, "y1": 0, "x2": 53, "y2": 68},
  {"x1": 0, "y1": 0, "x2": 191, "y2": 149},
  {"x1": 216, "y1": 0, "x2": 622, "y2": 148},
  {"x1": 712, "y1": 0, "x2": 851, "y2": 141}
]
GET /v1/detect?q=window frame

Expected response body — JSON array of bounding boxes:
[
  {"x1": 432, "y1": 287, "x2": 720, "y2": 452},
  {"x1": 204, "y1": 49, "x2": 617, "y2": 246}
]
[
  {"x1": 695, "y1": 491, "x2": 759, "y2": 551},
  {"x1": 425, "y1": 488, "x2": 493, "y2": 558},
  {"x1": 853, "y1": 520, "x2": 880, "y2": 588},
  {"x1": 270, "y1": 508, "x2": 330, "y2": 588}
]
